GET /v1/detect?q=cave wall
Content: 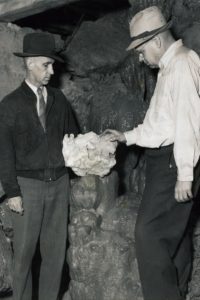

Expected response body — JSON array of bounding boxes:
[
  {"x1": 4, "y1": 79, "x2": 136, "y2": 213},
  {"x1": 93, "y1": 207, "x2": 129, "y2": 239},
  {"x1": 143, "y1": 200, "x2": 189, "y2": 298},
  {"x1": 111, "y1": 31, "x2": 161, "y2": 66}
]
[{"x1": 1, "y1": 1, "x2": 200, "y2": 299}]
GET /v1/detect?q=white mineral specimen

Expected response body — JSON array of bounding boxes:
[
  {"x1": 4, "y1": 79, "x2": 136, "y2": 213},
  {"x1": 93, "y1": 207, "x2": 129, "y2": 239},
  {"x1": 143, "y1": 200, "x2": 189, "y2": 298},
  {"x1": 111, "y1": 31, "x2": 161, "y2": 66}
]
[{"x1": 62, "y1": 132, "x2": 117, "y2": 177}]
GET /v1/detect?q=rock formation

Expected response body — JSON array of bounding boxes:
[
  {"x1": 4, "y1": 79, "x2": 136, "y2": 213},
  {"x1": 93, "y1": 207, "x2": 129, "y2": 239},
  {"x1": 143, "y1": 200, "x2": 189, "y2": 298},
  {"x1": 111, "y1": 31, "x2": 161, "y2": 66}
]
[
  {"x1": 63, "y1": 172, "x2": 143, "y2": 300},
  {"x1": 62, "y1": 132, "x2": 117, "y2": 177}
]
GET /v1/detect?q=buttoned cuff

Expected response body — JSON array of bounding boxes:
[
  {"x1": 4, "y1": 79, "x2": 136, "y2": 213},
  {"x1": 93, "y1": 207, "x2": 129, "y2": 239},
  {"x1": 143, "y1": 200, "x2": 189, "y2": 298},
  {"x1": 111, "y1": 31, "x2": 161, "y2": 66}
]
[
  {"x1": 124, "y1": 129, "x2": 137, "y2": 146},
  {"x1": 177, "y1": 170, "x2": 193, "y2": 182}
]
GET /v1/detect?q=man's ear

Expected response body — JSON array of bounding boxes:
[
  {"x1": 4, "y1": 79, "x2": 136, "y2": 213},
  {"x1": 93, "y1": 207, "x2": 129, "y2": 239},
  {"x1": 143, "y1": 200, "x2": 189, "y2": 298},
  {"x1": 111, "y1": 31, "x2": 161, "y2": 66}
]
[
  {"x1": 153, "y1": 36, "x2": 161, "y2": 49},
  {"x1": 26, "y1": 58, "x2": 34, "y2": 70}
]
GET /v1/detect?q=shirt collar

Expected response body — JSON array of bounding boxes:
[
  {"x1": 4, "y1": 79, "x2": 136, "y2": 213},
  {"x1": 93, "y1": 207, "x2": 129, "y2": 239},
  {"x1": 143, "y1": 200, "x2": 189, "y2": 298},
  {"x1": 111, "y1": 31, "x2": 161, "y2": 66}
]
[
  {"x1": 159, "y1": 39, "x2": 183, "y2": 69},
  {"x1": 25, "y1": 80, "x2": 47, "y2": 98}
]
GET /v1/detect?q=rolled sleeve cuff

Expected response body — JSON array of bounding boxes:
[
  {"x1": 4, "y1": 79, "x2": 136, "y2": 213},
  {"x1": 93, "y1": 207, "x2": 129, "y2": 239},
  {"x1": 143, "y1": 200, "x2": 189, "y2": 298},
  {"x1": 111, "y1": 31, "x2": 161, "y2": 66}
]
[
  {"x1": 124, "y1": 129, "x2": 137, "y2": 146},
  {"x1": 177, "y1": 169, "x2": 193, "y2": 182}
]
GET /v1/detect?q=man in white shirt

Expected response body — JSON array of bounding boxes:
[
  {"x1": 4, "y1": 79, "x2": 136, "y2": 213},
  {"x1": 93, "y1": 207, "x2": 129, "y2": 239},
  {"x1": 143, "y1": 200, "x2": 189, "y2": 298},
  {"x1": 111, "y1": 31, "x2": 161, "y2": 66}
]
[{"x1": 104, "y1": 6, "x2": 200, "y2": 300}]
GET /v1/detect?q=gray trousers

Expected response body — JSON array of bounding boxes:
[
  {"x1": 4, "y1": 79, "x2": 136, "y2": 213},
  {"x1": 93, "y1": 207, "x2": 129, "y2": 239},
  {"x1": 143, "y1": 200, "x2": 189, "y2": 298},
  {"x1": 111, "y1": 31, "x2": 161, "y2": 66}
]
[{"x1": 11, "y1": 174, "x2": 69, "y2": 300}]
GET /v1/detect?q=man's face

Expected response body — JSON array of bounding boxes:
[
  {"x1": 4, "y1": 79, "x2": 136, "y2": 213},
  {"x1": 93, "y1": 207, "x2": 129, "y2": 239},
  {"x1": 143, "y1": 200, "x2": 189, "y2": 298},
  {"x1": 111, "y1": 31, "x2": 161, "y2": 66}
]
[
  {"x1": 136, "y1": 39, "x2": 158, "y2": 68},
  {"x1": 28, "y1": 56, "x2": 55, "y2": 87}
]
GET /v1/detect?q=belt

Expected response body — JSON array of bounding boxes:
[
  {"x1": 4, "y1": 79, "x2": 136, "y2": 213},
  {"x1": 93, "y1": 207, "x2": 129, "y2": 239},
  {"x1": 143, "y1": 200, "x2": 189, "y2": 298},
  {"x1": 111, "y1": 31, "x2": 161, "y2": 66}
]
[
  {"x1": 145, "y1": 144, "x2": 174, "y2": 157},
  {"x1": 16, "y1": 167, "x2": 67, "y2": 182}
]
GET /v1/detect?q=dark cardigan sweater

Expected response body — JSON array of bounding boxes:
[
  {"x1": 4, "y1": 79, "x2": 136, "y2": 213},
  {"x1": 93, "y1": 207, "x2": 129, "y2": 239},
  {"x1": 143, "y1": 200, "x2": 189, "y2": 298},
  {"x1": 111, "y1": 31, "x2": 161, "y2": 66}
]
[{"x1": 0, "y1": 81, "x2": 78, "y2": 198}]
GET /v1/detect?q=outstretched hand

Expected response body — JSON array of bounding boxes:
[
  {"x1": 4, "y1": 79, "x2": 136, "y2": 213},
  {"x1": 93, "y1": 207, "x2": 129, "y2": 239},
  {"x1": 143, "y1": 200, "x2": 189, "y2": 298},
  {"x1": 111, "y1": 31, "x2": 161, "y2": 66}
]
[
  {"x1": 175, "y1": 181, "x2": 193, "y2": 202},
  {"x1": 101, "y1": 129, "x2": 126, "y2": 143}
]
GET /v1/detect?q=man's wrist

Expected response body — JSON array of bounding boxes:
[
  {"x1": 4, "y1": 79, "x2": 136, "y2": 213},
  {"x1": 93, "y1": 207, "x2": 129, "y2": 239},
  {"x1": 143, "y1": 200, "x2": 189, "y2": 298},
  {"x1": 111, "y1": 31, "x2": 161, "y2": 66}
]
[
  {"x1": 124, "y1": 129, "x2": 137, "y2": 146},
  {"x1": 177, "y1": 175, "x2": 193, "y2": 182},
  {"x1": 121, "y1": 133, "x2": 127, "y2": 143}
]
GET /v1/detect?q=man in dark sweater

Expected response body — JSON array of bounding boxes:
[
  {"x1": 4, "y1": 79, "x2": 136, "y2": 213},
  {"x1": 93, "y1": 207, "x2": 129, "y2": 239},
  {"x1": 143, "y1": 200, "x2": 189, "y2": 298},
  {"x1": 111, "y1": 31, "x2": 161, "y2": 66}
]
[{"x1": 0, "y1": 33, "x2": 78, "y2": 300}]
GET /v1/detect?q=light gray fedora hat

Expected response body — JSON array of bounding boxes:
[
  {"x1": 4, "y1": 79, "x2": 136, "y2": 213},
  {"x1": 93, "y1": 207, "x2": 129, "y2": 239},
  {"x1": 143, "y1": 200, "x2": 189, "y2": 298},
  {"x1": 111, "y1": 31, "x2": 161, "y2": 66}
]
[{"x1": 127, "y1": 6, "x2": 172, "y2": 51}]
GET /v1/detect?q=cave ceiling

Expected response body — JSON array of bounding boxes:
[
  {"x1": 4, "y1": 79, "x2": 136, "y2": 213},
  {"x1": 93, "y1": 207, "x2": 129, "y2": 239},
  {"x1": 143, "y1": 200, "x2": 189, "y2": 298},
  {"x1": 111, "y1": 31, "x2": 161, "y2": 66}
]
[{"x1": 0, "y1": 0, "x2": 130, "y2": 37}]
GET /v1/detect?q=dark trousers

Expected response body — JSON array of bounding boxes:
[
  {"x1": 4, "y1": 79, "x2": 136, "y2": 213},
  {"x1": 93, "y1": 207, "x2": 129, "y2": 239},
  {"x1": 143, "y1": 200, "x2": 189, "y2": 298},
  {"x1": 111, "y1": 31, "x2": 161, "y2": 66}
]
[
  {"x1": 135, "y1": 146, "x2": 193, "y2": 300},
  {"x1": 11, "y1": 174, "x2": 69, "y2": 300}
]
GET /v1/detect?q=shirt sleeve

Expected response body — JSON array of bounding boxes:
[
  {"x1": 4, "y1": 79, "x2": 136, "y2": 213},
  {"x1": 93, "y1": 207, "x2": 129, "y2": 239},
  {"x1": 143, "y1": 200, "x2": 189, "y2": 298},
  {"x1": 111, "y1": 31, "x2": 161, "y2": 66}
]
[
  {"x1": 172, "y1": 54, "x2": 200, "y2": 181},
  {"x1": 124, "y1": 129, "x2": 137, "y2": 146},
  {"x1": 124, "y1": 118, "x2": 170, "y2": 147},
  {"x1": 124, "y1": 88, "x2": 171, "y2": 148}
]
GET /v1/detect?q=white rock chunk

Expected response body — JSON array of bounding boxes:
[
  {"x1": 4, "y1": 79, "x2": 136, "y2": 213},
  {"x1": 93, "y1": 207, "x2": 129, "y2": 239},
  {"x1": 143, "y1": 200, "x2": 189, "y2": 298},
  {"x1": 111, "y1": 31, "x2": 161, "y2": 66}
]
[{"x1": 62, "y1": 132, "x2": 117, "y2": 177}]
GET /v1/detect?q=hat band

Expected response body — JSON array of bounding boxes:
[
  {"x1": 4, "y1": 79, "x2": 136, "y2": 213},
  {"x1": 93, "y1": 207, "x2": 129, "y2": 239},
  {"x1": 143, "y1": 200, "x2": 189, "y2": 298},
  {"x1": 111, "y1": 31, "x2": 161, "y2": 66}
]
[
  {"x1": 23, "y1": 50, "x2": 57, "y2": 56},
  {"x1": 130, "y1": 20, "x2": 173, "y2": 43}
]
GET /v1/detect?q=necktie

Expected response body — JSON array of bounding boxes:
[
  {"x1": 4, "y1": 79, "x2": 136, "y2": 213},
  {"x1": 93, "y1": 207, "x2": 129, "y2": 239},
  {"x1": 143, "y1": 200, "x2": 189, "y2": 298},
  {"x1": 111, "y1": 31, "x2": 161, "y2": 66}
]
[{"x1": 37, "y1": 87, "x2": 46, "y2": 130}]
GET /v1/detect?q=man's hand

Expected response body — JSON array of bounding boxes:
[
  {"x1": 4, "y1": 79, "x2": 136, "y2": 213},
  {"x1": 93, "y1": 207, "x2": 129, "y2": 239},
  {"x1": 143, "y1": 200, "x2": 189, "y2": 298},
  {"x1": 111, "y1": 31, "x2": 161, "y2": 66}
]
[
  {"x1": 101, "y1": 129, "x2": 126, "y2": 143},
  {"x1": 175, "y1": 181, "x2": 193, "y2": 202},
  {"x1": 7, "y1": 196, "x2": 24, "y2": 215}
]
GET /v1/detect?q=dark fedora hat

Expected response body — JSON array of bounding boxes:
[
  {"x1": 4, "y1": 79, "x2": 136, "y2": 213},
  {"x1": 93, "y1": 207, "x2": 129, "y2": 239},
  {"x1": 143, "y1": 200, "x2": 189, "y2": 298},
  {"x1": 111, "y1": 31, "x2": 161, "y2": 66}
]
[{"x1": 14, "y1": 32, "x2": 64, "y2": 63}]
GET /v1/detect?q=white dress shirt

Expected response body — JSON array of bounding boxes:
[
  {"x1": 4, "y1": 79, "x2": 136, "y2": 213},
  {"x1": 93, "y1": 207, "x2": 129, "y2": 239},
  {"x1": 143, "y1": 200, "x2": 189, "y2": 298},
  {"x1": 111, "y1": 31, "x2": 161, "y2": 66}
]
[
  {"x1": 25, "y1": 80, "x2": 47, "y2": 115},
  {"x1": 124, "y1": 40, "x2": 200, "y2": 181}
]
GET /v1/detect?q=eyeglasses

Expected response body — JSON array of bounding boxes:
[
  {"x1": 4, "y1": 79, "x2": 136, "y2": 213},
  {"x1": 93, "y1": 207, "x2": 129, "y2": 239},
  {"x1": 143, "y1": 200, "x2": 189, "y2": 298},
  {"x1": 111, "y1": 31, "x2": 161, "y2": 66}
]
[
  {"x1": 136, "y1": 38, "x2": 152, "y2": 54},
  {"x1": 136, "y1": 37, "x2": 157, "y2": 60}
]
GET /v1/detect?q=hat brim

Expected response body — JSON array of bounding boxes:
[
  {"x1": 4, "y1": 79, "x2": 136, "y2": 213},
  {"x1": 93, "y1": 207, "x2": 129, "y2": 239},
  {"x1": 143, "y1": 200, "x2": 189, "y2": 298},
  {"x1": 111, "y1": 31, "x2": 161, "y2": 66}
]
[
  {"x1": 126, "y1": 20, "x2": 173, "y2": 51},
  {"x1": 13, "y1": 52, "x2": 65, "y2": 63}
]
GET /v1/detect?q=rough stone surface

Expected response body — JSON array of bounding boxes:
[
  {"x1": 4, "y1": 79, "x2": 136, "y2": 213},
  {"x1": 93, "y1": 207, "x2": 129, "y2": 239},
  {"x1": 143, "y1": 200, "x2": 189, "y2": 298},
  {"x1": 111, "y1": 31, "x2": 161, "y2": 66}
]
[
  {"x1": 0, "y1": 0, "x2": 79, "y2": 22},
  {"x1": 0, "y1": 202, "x2": 13, "y2": 295},
  {"x1": 61, "y1": 76, "x2": 92, "y2": 132},
  {"x1": 182, "y1": 23, "x2": 200, "y2": 56},
  {"x1": 0, "y1": 182, "x2": 4, "y2": 199},
  {"x1": 187, "y1": 201, "x2": 200, "y2": 300},
  {"x1": 128, "y1": 0, "x2": 174, "y2": 19},
  {"x1": 65, "y1": 11, "x2": 130, "y2": 76},
  {"x1": 65, "y1": 173, "x2": 143, "y2": 300},
  {"x1": 0, "y1": 229, "x2": 12, "y2": 294}
]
